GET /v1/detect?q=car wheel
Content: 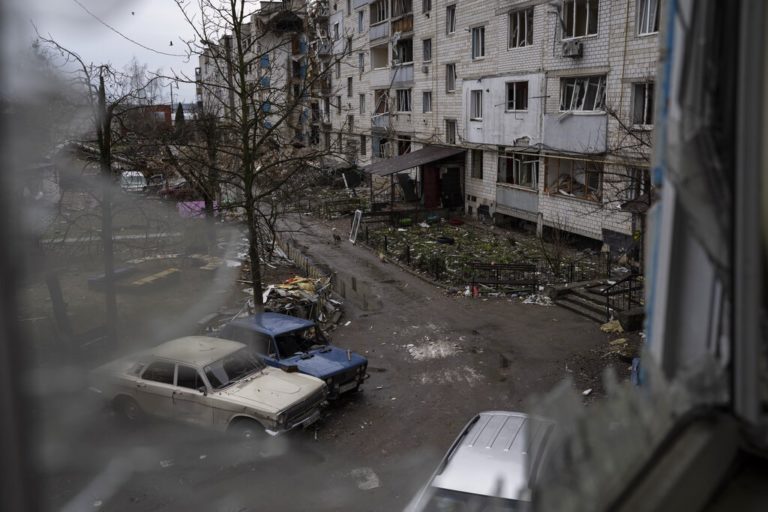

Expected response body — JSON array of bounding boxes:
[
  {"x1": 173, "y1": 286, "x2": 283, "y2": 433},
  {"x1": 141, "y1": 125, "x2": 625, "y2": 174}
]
[
  {"x1": 115, "y1": 396, "x2": 143, "y2": 423},
  {"x1": 229, "y1": 419, "x2": 266, "y2": 441}
]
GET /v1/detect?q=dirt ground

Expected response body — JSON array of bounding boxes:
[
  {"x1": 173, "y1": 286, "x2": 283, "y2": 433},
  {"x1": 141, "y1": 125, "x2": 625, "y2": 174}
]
[{"x1": 24, "y1": 202, "x2": 632, "y2": 512}]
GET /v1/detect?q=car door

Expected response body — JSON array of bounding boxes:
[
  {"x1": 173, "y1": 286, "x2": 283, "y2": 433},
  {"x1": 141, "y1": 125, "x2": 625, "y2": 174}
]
[
  {"x1": 172, "y1": 364, "x2": 213, "y2": 427},
  {"x1": 136, "y1": 360, "x2": 176, "y2": 418}
]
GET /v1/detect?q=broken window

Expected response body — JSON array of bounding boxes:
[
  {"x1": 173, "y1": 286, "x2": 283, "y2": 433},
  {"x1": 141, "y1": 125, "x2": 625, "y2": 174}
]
[
  {"x1": 446, "y1": 5, "x2": 456, "y2": 34},
  {"x1": 393, "y1": 39, "x2": 413, "y2": 64},
  {"x1": 373, "y1": 136, "x2": 390, "y2": 157},
  {"x1": 396, "y1": 89, "x2": 412, "y2": 112},
  {"x1": 445, "y1": 119, "x2": 457, "y2": 144},
  {"x1": 359, "y1": 93, "x2": 366, "y2": 113},
  {"x1": 471, "y1": 149, "x2": 484, "y2": 179},
  {"x1": 509, "y1": 8, "x2": 534, "y2": 48},
  {"x1": 506, "y1": 81, "x2": 529, "y2": 111},
  {"x1": 398, "y1": 135, "x2": 412, "y2": 155},
  {"x1": 632, "y1": 82, "x2": 654, "y2": 126},
  {"x1": 371, "y1": 43, "x2": 388, "y2": 69},
  {"x1": 370, "y1": 0, "x2": 388, "y2": 24},
  {"x1": 374, "y1": 89, "x2": 389, "y2": 114},
  {"x1": 545, "y1": 157, "x2": 602, "y2": 201},
  {"x1": 392, "y1": 0, "x2": 412, "y2": 18},
  {"x1": 560, "y1": 75, "x2": 606, "y2": 111},
  {"x1": 423, "y1": 91, "x2": 432, "y2": 113},
  {"x1": 637, "y1": 0, "x2": 659, "y2": 34},
  {"x1": 562, "y1": 0, "x2": 599, "y2": 39},
  {"x1": 470, "y1": 90, "x2": 483, "y2": 120},
  {"x1": 498, "y1": 152, "x2": 539, "y2": 189},
  {"x1": 446, "y1": 63, "x2": 456, "y2": 92},
  {"x1": 625, "y1": 167, "x2": 650, "y2": 200},
  {"x1": 471, "y1": 26, "x2": 485, "y2": 59},
  {"x1": 423, "y1": 38, "x2": 432, "y2": 62}
]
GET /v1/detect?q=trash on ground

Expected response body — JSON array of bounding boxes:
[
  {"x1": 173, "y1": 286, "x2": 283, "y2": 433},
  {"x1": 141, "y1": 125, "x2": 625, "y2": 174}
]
[{"x1": 600, "y1": 320, "x2": 624, "y2": 333}]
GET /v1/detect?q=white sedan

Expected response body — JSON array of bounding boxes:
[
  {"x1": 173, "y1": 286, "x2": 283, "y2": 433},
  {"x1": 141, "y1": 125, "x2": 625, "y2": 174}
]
[{"x1": 90, "y1": 336, "x2": 327, "y2": 437}]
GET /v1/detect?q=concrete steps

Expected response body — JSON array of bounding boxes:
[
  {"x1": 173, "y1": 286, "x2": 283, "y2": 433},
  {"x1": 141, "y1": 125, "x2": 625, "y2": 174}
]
[{"x1": 556, "y1": 292, "x2": 607, "y2": 323}]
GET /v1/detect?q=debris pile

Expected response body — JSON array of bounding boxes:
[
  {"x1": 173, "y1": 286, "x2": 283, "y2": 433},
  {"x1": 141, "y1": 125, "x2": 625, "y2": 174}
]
[{"x1": 259, "y1": 276, "x2": 344, "y2": 329}]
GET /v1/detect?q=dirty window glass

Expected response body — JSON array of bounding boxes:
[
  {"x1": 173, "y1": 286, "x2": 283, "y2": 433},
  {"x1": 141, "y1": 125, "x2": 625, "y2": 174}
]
[
  {"x1": 142, "y1": 361, "x2": 175, "y2": 384},
  {"x1": 204, "y1": 349, "x2": 265, "y2": 389},
  {"x1": 176, "y1": 364, "x2": 203, "y2": 389}
]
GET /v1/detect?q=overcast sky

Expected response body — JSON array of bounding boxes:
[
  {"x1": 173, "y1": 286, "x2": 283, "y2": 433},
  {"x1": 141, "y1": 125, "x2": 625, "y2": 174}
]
[{"x1": 8, "y1": 0, "x2": 200, "y2": 103}]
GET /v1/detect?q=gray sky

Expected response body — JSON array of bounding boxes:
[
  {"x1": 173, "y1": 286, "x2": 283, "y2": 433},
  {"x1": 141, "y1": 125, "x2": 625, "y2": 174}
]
[{"x1": 10, "y1": 0, "x2": 200, "y2": 103}]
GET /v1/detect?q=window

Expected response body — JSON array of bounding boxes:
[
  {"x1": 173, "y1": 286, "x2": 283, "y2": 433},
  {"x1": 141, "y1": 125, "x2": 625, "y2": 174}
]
[
  {"x1": 509, "y1": 8, "x2": 534, "y2": 48},
  {"x1": 470, "y1": 90, "x2": 483, "y2": 120},
  {"x1": 360, "y1": 134, "x2": 367, "y2": 155},
  {"x1": 471, "y1": 150, "x2": 484, "y2": 179},
  {"x1": 423, "y1": 91, "x2": 432, "y2": 113},
  {"x1": 392, "y1": 0, "x2": 413, "y2": 17},
  {"x1": 359, "y1": 93, "x2": 366, "y2": 113},
  {"x1": 545, "y1": 157, "x2": 602, "y2": 201},
  {"x1": 625, "y1": 167, "x2": 650, "y2": 200},
  {"x1": 371, "y1": 44, "x2": 388, "y2": 69},
  {"x1": 637, "y1": 0, "x2": 659, "y2": 34},
  {"x1": 358, "y1": 11, "x2": 364, "y2": 32},
  {"x1": 347, "y1": 36, "x2": 353, "y2": 53},
  {"x1": 347, "y1": 114, "x2": 354, "y2": 131},
  {"x1": 445, "y1": 119, "x2": 456, "y2": 144},
  {"x1": 142, "y1": 361, "x2": 175, "y2": 384},
  {"x1": 423, "y1": 38, "x2": 432, "y2": 62},
  {"x1": 632, "y1": 82, "x2": 655, "y2": 126},
  {"x1": 347, "y1": 0, "x2": 352, "y2": 15},
  {"x1": 335, "y1": 61, "x2": 341, "y2": 78},
  {"x1": 560, "y1": 75, "x2": 606, "y2": 111},
  {"x1": 506, "y1": 81, "x2": 528, "y2": 111},
  {"x1": 336, "y1": 95, "x2": 342, "y2": 114},
  {"x1": 358, "y1": 52, "x2": 365, "y2": 72},
  {"x1": 398, "y1": 135, "x2": 412, "y2": 155},
  {"x1": 337, "y1": 132, "x2": 343, "y2": 149},
  {"x1": 347, "y1": 76, "x2": 353, "y2": 97},
  {"x1": 333, "y1": 22, "x2": 340, "y2": 40},
  {"x1": 423, "y1": 0, "x2": 431, "y2": 13},
  {"x1": 374, "y1": 136, "x2": 389, "y2": 157},
  {"x1": 393, "y1": 39, "x2": 413, "y2": 64},
  {"x1": 371, "y1": 0, "x2": 388, "y2": 24},
  {"x1": 498, "y1": 153, "x2": 538, "y2": 189},
  {"x1": 446, "y1": 63, "x2": 456, "y2": 92},
  {"x1": 396, "y1": 89, "x2": 412, "y2": 112},
  {"x1": 176, "y1": 365, "x2": 204, "y2": 389},
  {"x1": 563, "y1": 0, "x2": 598, "y2": 39},
  {"x1": 471, "y1": 27, "x2": 485, "y2": 59},
  {"x1": 446, "y1": 5, "x2": 456, "y2": 34},
  {"x1": 325, "y1": 131, "x2": 331, "y2": 151},
  {"x1": 374, "y1": 89, "x2": 389, "y2": 114}
]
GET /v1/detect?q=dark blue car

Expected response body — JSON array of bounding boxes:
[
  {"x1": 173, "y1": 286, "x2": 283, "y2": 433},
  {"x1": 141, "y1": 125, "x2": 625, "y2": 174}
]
[{"x1": 220, "y1": 312, "x2": 368, "y2": 398}]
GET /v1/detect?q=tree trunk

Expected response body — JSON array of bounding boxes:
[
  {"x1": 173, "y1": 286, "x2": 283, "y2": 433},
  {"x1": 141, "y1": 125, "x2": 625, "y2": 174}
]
[{"x1": 245, "y1": 196, "x2": 264, "y2": 312}]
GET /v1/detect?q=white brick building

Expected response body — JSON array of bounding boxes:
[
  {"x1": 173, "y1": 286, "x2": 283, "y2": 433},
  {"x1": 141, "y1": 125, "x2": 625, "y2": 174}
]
[{"x1": 323, "y1": 0, "x2": 660, "y2": 248}]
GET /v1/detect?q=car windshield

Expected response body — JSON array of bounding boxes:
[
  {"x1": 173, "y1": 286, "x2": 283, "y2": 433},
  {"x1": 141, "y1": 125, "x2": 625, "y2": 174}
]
[
  {"x1": 423, "y1": 488, "x2": 528, "y2": 512},
  {"x1": 274, "y1": 326, "x2": 327, "y2": 357},
  {"x1": 204, "y1": 348, "x2": 266, "y2": 390}
]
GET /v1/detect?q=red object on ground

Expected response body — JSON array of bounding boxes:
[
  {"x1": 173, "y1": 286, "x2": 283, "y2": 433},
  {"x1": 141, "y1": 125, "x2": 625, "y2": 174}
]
[{"x1": 448, "y1": 218, "x2": 464, "y2": 226}]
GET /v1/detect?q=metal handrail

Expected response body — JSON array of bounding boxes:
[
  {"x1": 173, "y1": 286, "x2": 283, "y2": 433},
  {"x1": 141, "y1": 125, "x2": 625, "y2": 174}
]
[{"x1": 602, "y1": 272, "x2": 643, "y2": 321}]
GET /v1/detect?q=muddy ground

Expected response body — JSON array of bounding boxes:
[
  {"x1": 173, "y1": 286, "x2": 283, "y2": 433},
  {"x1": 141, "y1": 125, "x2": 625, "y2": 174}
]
[{"x1": 21, "y1": 198, "x2": 633, "y2": 512}]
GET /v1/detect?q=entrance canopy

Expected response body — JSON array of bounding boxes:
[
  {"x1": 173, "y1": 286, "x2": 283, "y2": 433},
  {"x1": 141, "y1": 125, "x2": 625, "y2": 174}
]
[{"x1": 362, "y1": 145, "x2": 465, "y2": 176}]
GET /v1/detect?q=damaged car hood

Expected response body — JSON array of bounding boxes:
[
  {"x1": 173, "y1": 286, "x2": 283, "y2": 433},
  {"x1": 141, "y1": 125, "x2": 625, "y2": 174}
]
[{"x1": 214, "y1": 367, "x2": 323, "y2": 414}]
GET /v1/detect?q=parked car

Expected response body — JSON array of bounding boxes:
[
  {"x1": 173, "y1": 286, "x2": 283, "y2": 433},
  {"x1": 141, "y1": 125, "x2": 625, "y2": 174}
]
[
  {"x1": 144, "y1": 174, "x2": 166, "y2": 195},
  {"x1": 404, "y1": 411, "x2": 555, "y2": 511},
  {"x1": 220, "y1": 312, "x2": 368, "y2": 398},
  {"x1": 119, "y1": 171, "x2": 146, "y2": 193},
  {"x1": 89, "y1": 336, "x2": 327, "y2": 438},
  {"x1": 158, "y1": 179, "x2": 199, "y2": 201}
]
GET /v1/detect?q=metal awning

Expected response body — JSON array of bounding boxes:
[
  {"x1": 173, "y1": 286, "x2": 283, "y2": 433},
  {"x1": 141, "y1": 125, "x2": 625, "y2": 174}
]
[{"x1": 363, "y1": 145, "x2": 465, "y2": 176}]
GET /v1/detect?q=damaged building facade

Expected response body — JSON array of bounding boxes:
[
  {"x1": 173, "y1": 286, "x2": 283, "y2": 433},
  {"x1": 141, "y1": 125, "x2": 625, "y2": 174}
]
[{"x1": 322, "y1": 0, "x2": 659, "y2": 248}]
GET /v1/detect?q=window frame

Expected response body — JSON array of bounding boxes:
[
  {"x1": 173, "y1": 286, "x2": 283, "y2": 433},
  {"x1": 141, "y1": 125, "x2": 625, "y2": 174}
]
[
  {"x1": 370, "y1": 0, "x2": 389, "y2": 25},
  {"x1": 396, "y1": 88, "x2": 412, "y2": 112},
  {"x1": 632, "y1": 81, "x2": 655, "y2": 127},
  {"x1": 562, "y1": 0, "x2": 599, "y2": 40},
  {"x1": 423, "y1": 38, "x2": 432, "y2": 63},
  {"x1": 358, "y1": 10, "x2": 364, "y2": 32},
  {"x1": 336, "y1": 95, "x2": 342, "y2": 115},
  {"x1": 359, "y1": 93, "x2": 366, "y2": 114},
  {"x1": 176, "y1": 364, "x2": 205, "y2": 390},
  {"x1": 498, "y1": 152, "x2": 539, "y2": 190},
  {"x1": 446, "y1": 5, "x2": 457, "y2": 34},
  {"x1": 358, "y1": 52, "x2": 365, "y2": 72},
  {"x1": 471, "y1": 26, "x2": 486, "y2": 59},
  {"x1": 347, "y1": 76, "x2": 353, "y2": 97},
  {"x1": 360, "y1": 134, "x2": 367, "y2": 155},
  {"x1": 446, "y1": 63, "x2": 457, "y2": 92},
  {"x1": 422, "y1": 91, "x2": 432, "y2": 113},
  {"x1": 505, "y1": 81, "x2": 529, "y2": 112},
  {"x1": 636, "y1": 0, "x2": 659, "y2": 35},
  {"x1": 508, "y1": 8, "x2": 534, "y2": 48},
  {"x1": 544, "y1": 157, "x2": 603, "y2": 202},
  {"x1": 393, "y1": 38, "x2": 414, "y2": 64},
  {"x1": 445, "y1": 119, "x2": 457, "y2": 144},
  {"x1": 423, "y1": 0, "x2": 432, "y2": 14},
  {"x1": 141, "y1": 361, "x2": 175, "y2": 385},
  {"x1": 470, "y1": 149, "x2": 484, "y2": 179},
  {"x1": 559, "y1": 75, "x2": 606, "y2": 112},
  {"x1": 470, "y1": 89, "x2": 483, "y2": 120},
  {"x1": 333, "y1": 22, "x2": 340, "y2": 41}
]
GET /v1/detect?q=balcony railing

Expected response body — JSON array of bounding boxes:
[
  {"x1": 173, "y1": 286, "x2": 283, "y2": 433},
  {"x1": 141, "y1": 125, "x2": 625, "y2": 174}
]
[
  {"x1": 391, "y1": 14, "x2": 413, "y2": 34},
  {"x1": 371, "y1": 113, "x2": 389, "y2": 128},
  {"x1": 369, "y1": 22, "x2": 390, "y2": 41},
  {"x1": 391, "y1": 64, "x2": 414, "y2": 86}
]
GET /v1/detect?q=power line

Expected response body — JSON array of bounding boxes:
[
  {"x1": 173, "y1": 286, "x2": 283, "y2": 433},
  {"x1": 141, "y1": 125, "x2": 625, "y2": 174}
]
[{"x1": 70, "y1": 0, "x2": 187, "y2": 58}]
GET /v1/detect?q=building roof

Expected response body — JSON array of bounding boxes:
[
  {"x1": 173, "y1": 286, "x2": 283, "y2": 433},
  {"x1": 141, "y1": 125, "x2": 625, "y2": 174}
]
[
  {"x1": 431, "y1": 411, "x2": 554, "y2": 501},
  {"x1": 362, "y1": 145, "x2": 466, "y2": 176},
  {"x1": 151, "y1": 336, "x2": 245, "y2": 367},
  {"x1": 228, "y1": 312, "x2": 315, "y2": 336}
]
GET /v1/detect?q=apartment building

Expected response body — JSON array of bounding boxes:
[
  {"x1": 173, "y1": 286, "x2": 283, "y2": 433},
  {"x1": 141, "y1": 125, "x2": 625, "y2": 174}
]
[{"x1": 324, "y1": 0, "x2": 660, "y2": 248}]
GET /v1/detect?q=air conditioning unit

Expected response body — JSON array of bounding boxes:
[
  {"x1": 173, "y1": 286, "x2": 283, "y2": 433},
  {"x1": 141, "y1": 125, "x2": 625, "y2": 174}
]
[
  {"x1": 421, "y1": 65, "x2": 429, "y2": 73},
  {"x1": 562, "y1": 40, "x2": 583, "y2": 58}
]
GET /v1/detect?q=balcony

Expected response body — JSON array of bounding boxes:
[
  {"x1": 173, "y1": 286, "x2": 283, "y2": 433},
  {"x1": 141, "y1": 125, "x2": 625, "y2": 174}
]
[
  {"x1": 369, "y1": 22, "x2": 390, "y2": 42},
  {"x1": 369, "y1": 68, "x2": 390, "y2": 88},
  {"x1": 391, "y1": 14, "x2": 413, "y2": 34},
  {"x1": 316, "y1": 40, "x2": 333, "y2": 56},
  {"x1": 495, "y1": 185, "x2": 540, "y2": 222},
  {"x1": 543, "y1": 112, "x2": 607, "y2": 153},
  {"x1": 371, "y1": 113, "x2": 389, "y2": 129},
  {"x1": 390, "y1": 64, "x2": 414, "y2": 87}
]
